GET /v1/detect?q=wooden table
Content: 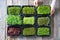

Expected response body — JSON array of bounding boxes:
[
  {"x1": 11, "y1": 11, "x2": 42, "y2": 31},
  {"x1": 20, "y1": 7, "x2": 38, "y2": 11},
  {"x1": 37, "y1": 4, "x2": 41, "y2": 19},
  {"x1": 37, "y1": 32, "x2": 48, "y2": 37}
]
[{"x1": 0, "y1": 0, "x2": 60, "y2": 40}]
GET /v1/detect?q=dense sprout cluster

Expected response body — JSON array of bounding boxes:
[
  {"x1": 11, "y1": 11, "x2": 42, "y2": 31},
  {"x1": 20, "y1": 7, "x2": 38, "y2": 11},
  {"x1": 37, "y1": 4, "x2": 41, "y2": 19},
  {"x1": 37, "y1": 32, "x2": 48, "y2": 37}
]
[
  {"x1": 38, "y1": 17, "x2": 50, "y2": 26},
  {"x1": 23, "y1": 27, "x2": 35, "y2": 35},
  {"x1": 37, "y1": 27, "x2": 50, "y2": 35},
  {"x1": 37, "y1": 5, "x2": 51, "y2": 14},
  {"x1": 8, "y1": 7, "x2": 20, "y2": 15},
  {"x1": 22, "y1": 7, "x2": 35, "y2": 14},
  {"x1": 7, "y1": 15, "x2": 22, "y2": 25},
  {"x1": 23, "y1": 17, "x2": 34, "y2": 25}
]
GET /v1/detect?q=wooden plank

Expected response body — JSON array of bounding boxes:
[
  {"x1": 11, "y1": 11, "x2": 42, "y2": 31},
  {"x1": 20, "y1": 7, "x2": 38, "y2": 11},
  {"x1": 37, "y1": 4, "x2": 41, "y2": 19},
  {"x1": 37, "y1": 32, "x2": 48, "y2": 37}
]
[
  {"x1": 36, "y1": 37, "x2": 42, "y2": 40},
  {"x1": 7, "y1": 0, "x2": 12, "y2": 5},
  {"x1": 12, "y1": 0, "x2": 18, "y2": 5},
  {"x1": 42, "y1": 0, "x2": 50, "y2": 5},
  {"x1": 7, "y1": 0, "x2": 12, "y2": 40},
  {"x1": 15, "y1": 37, "x2": 27, "y2": 40},
  {"x1": 19, "y1": 0, "x2": 28, "y2": 5},
  {"x1": 26, "y1": 37, "x2": 36, "y2": 40},
  {"x1": 17, "y1": 0, "x2": 20, "y2": 5},
  {"x1": 54, "y1": 10, "x2": 58, "y2": 40},
  {"x1": 28, "y1": 0, "x2": 34, "y2": 5},
  {"x1": 0, "y1": 0, "x2": 7, "y2": 40},
  {"x1": 54, "y1": 9, "x2": 60, "y2": 40}
]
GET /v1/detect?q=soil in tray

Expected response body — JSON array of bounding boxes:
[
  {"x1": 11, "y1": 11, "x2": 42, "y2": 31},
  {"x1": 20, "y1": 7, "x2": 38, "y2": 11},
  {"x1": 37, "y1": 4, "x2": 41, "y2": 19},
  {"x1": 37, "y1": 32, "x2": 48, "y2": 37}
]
[
  {"x1": 7, "y1": 6, "x2": 21, "y2": 15},
  {"x1": 22, "y1": 27, "x2": 36, "y2": 36},
  {"x1": 37, "y1": 27, "x2": 51, "y2": 36},
  {"x1": 7, "y1": 25, "x2": 21, "y2": 36}
]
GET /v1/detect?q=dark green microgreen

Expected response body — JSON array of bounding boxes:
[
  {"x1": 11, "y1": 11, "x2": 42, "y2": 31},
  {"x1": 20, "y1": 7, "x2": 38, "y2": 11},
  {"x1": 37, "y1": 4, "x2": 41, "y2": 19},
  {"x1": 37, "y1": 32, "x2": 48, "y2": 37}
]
[
  {"x1": 8, "y1": 6, "x2": 20, "y2": 15},
  {"x1": 37, "y1": 27, "x2": 50, "y2": 35},
  {"x1": 37, "y1": 5, "x2": 51, "y2": 14},
  {"x1": 23, "y1": 27, "x2": 35, "y2": 35},
  {"x1": 38, "y1": 17, "x2": 50, "y2": 26},
  {"x1": 22, "y1": 7, "x2": 35, "y2": 14}
]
